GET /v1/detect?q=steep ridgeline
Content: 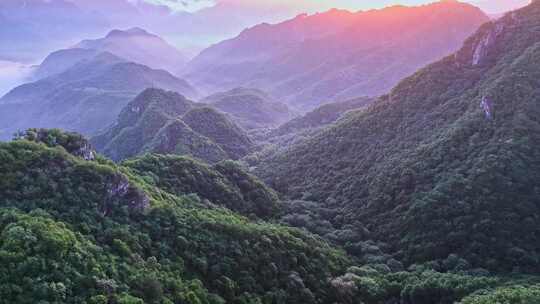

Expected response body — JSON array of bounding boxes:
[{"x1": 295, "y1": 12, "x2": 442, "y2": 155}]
[
  {"x1": 182, "y1": 107, "x2": 255, "y2": 159},
  {"x1": 0, "y1": 130, "x2": 351, "y2": 304},
  {"x1": 35, "y1": 28, "x2": 187, "y2": 79},
  {"x1": 269, "y1": 97, "x2": 374, "y2": 138},
  {"x1": 91, "y1": 88, "x2": 253, "y2": 162},
  {"x1": 33, "y1": 48, "x2": 100, "y2": 80},
  {"x1": 244, "y1": 97, "x2": 375, "y2": 169},
  {"x1": 201, "y1": 87, "x2": 296, "y2": 130},
  {"x1": 123, "y1": 154, "x2": 281, "y2": 220},
  {"x1": 75, "y1": 27, "x2": 188, "y2": 73},
  {"x1": 0, "y1": 52, "x2": 197, "y2": 140},
  {"x1": 255, "y1": 3, "x2": 540, "y2": 273},
  {"x1": 185, "y1": 1, "x2": 489, "y2": 111}
]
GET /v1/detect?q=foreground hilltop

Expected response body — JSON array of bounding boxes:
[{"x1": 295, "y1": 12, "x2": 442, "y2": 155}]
[
  {"x1": 4, "y1": 128, "x2": 540, "y2": 303},
  {"x1": 255, "y1": 2, "x2": 540, "y2": 272},
  {"x1": 0, "y1": 129, "x2": 349, "y2": 303}
]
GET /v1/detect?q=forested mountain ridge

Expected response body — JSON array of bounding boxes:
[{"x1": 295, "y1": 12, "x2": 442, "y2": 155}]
[
  {"x1": 254, "y1": 2, "x2": 540, "y2": 273},
  {"x1": 4, "y1": 128, "x2": 540, "y2": 303},
  {"x1": 201, "y1": 88, "x2": 295, "y2": 130},
  {"x1": 268, "y1": 97, "x2": 374, "y2": 138},
  {"x1": 4, "y1": 1, "x2": 540, "y2": 303},
  {"x1": 92, "y1": 88, "x2": 253, "y2": 162},
  {"x1": 184, "y1": 1, "x2": 489, "y2": 111},
  {"x1": 123, "y1": 154, "x2": 281, "y2": 220},
  {"x1": 0, "y1": 130, "x2": 351, "y2": 303}
]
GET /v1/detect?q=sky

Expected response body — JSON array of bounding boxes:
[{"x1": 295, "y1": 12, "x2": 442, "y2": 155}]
[{"x1": 142, "y1": 0, "x2": 530, "y2": 14}]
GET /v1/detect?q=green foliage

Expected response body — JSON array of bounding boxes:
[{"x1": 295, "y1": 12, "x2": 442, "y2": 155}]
[
  {"x1": 269, "y1": 97, "x2": 373, "y2": 138},
  {"x1": 123, "y1": 154, "x2": 280, "y2": 219},
  {"x1": 461, "y1": 285, "x2": 540, "y2": 304},
  {"x1": 91, "y1": 88, "x2": 245, "y2": 163},
  {"x1": 331, "y1": 270, "x2": 501, "y2": 304},
  {"x1": 0, "y1": 139, "x2": 349, "y2": 303},
  {"x1": 16, "y1": 128, "x2": 96, "y2": 160},
  {"x1": 182, "y1": 107, "x2": 254, "y2": 159},
  {"x1": 254, "y1": 2, "x2": 540, "y2": 272}
]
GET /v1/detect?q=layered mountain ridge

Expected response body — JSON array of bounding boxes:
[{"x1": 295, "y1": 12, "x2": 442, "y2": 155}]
[
  {"x1": 35, "y1": 27, "x2": 187, "y2": 80},
  {"x1": 92, "y1": 88, "x2": 253, "y2": 162},
  {"x1": 0, "y1": 52, "x2": 197, "y2": 140},
  {"x1": 254, "y1": 1, "x2": 540, "y2": 272},
  {"x1": 201, "y1": 87, "x2": 296, "y2": 130},
  {"x1": 185, "y1": 0, "x2": 489, "y2": 111}
]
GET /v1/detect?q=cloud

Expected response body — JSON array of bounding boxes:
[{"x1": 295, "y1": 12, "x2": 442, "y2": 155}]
[
  {"x1": 0, "y1": 61, "x2": 34, "y2": 96},
  {"x1": 138, "y1": 0, "x2": 215, "y2": 12},
  {"x1": 469, "y1": 0, "x2": 529, "y2": 13},
  {"x1": 142, "y1": 0, "x2": 531, "y2": 14}
]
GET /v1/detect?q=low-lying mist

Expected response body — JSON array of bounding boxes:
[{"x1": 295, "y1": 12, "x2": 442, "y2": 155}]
[{"x1": 0, "y1": 61, "x2": 35, "y2": 97}]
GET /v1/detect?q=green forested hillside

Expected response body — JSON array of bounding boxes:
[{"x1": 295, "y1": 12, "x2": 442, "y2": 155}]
[
  {"x1": 4, "y1": 129, "x2": 540, "y2": 303},
  {"x1": 254, "y1": 3, "x2": 540, "y2": 273},
  {"x1": 123, "y1": 154, "x2": 280, "y2": 220},
  {"x1": 182, "y1": 107, "x2": 254, "y2": 159},
  {"x1": 0, "y1": 134, "x2": 350, "y2": 303},
  {"x1": 268, "y1": 97, "x2": 374, "y2": 138},
  {"x1": 91, "y1": 88, "x2": 252, "y2": 162}
]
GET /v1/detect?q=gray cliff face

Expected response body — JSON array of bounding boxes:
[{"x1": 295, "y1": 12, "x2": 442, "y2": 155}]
[
  {"x1": 457, "y1": 10, "x2": 519, "y2": 67},
  {"x1": 103, "y1": 174, "x2": 150, "y2": 216},
  {"x1": 74, "y1": 142, "x2": 96, "y2": 161}
]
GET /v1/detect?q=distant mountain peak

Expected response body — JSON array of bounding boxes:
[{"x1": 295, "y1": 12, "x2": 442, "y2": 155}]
[
  {"x1": 69, "y1": 27, "x2": 187, "y2": 73},
  {"x1": 106, "y1": 27, "x2": 154, "y2": 38}
]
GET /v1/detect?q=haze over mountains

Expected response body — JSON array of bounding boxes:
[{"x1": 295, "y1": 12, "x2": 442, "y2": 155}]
[
  {"x1": 3, "y1": 1, "x2": 540, "y2": 303},
  {"x1": 202, "y1": 87, "x2": 296, "y2": 130},
  {"x1": 34, "y1": 27, "x2": 188, "y2": 80},
  {"x1": 185, "y1": 1, "x2": 489, "y2": 110},
  {"x1": 0, "y1": 51, "x2": 197, "y2": 140}
]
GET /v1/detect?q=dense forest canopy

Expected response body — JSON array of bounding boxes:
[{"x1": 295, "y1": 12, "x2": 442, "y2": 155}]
[
  {"x1": 254, "y1": 1, "x2": 540, "y2": 273},
  {"x1": 1, "y1": 1, "x2": 540, "y2": 303}
]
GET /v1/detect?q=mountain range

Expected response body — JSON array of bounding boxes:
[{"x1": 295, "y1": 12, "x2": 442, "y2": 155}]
[
  {"x1": 34, "y1": 28, "x2": 187, "y2": 80},
  {"x1": 254, "y1": 1, "x2": 540, "y2": 272},
  {"x1": 74, "y1": 27, "x2": 188, "y2": 73},
  {"x1": 0, "y1": 52, "x2": 197, "y2": 140},
  {"x1": 3, "y1": 1, "x2": 540, "y2": 303},
  {"x1": 184, "y1": 1, "x2": 490, "y2": 111},
  {"x1": 268, "y1": 96, "x2": 374, "y2": 138}
]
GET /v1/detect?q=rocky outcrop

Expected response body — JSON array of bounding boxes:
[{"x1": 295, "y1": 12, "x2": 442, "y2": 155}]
[
  {"x1": 18, "y1": 128, "x2": 97, "y2": 161},
  {"x1": 74, "y1": 142, "x2": 96, "y2": 161},
  {"x1": 102, "y1": 173, "x2": 150, "y2": 216},
  {"x1": 456, "y1": 9, "x2": 520, "y2": 67}
]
